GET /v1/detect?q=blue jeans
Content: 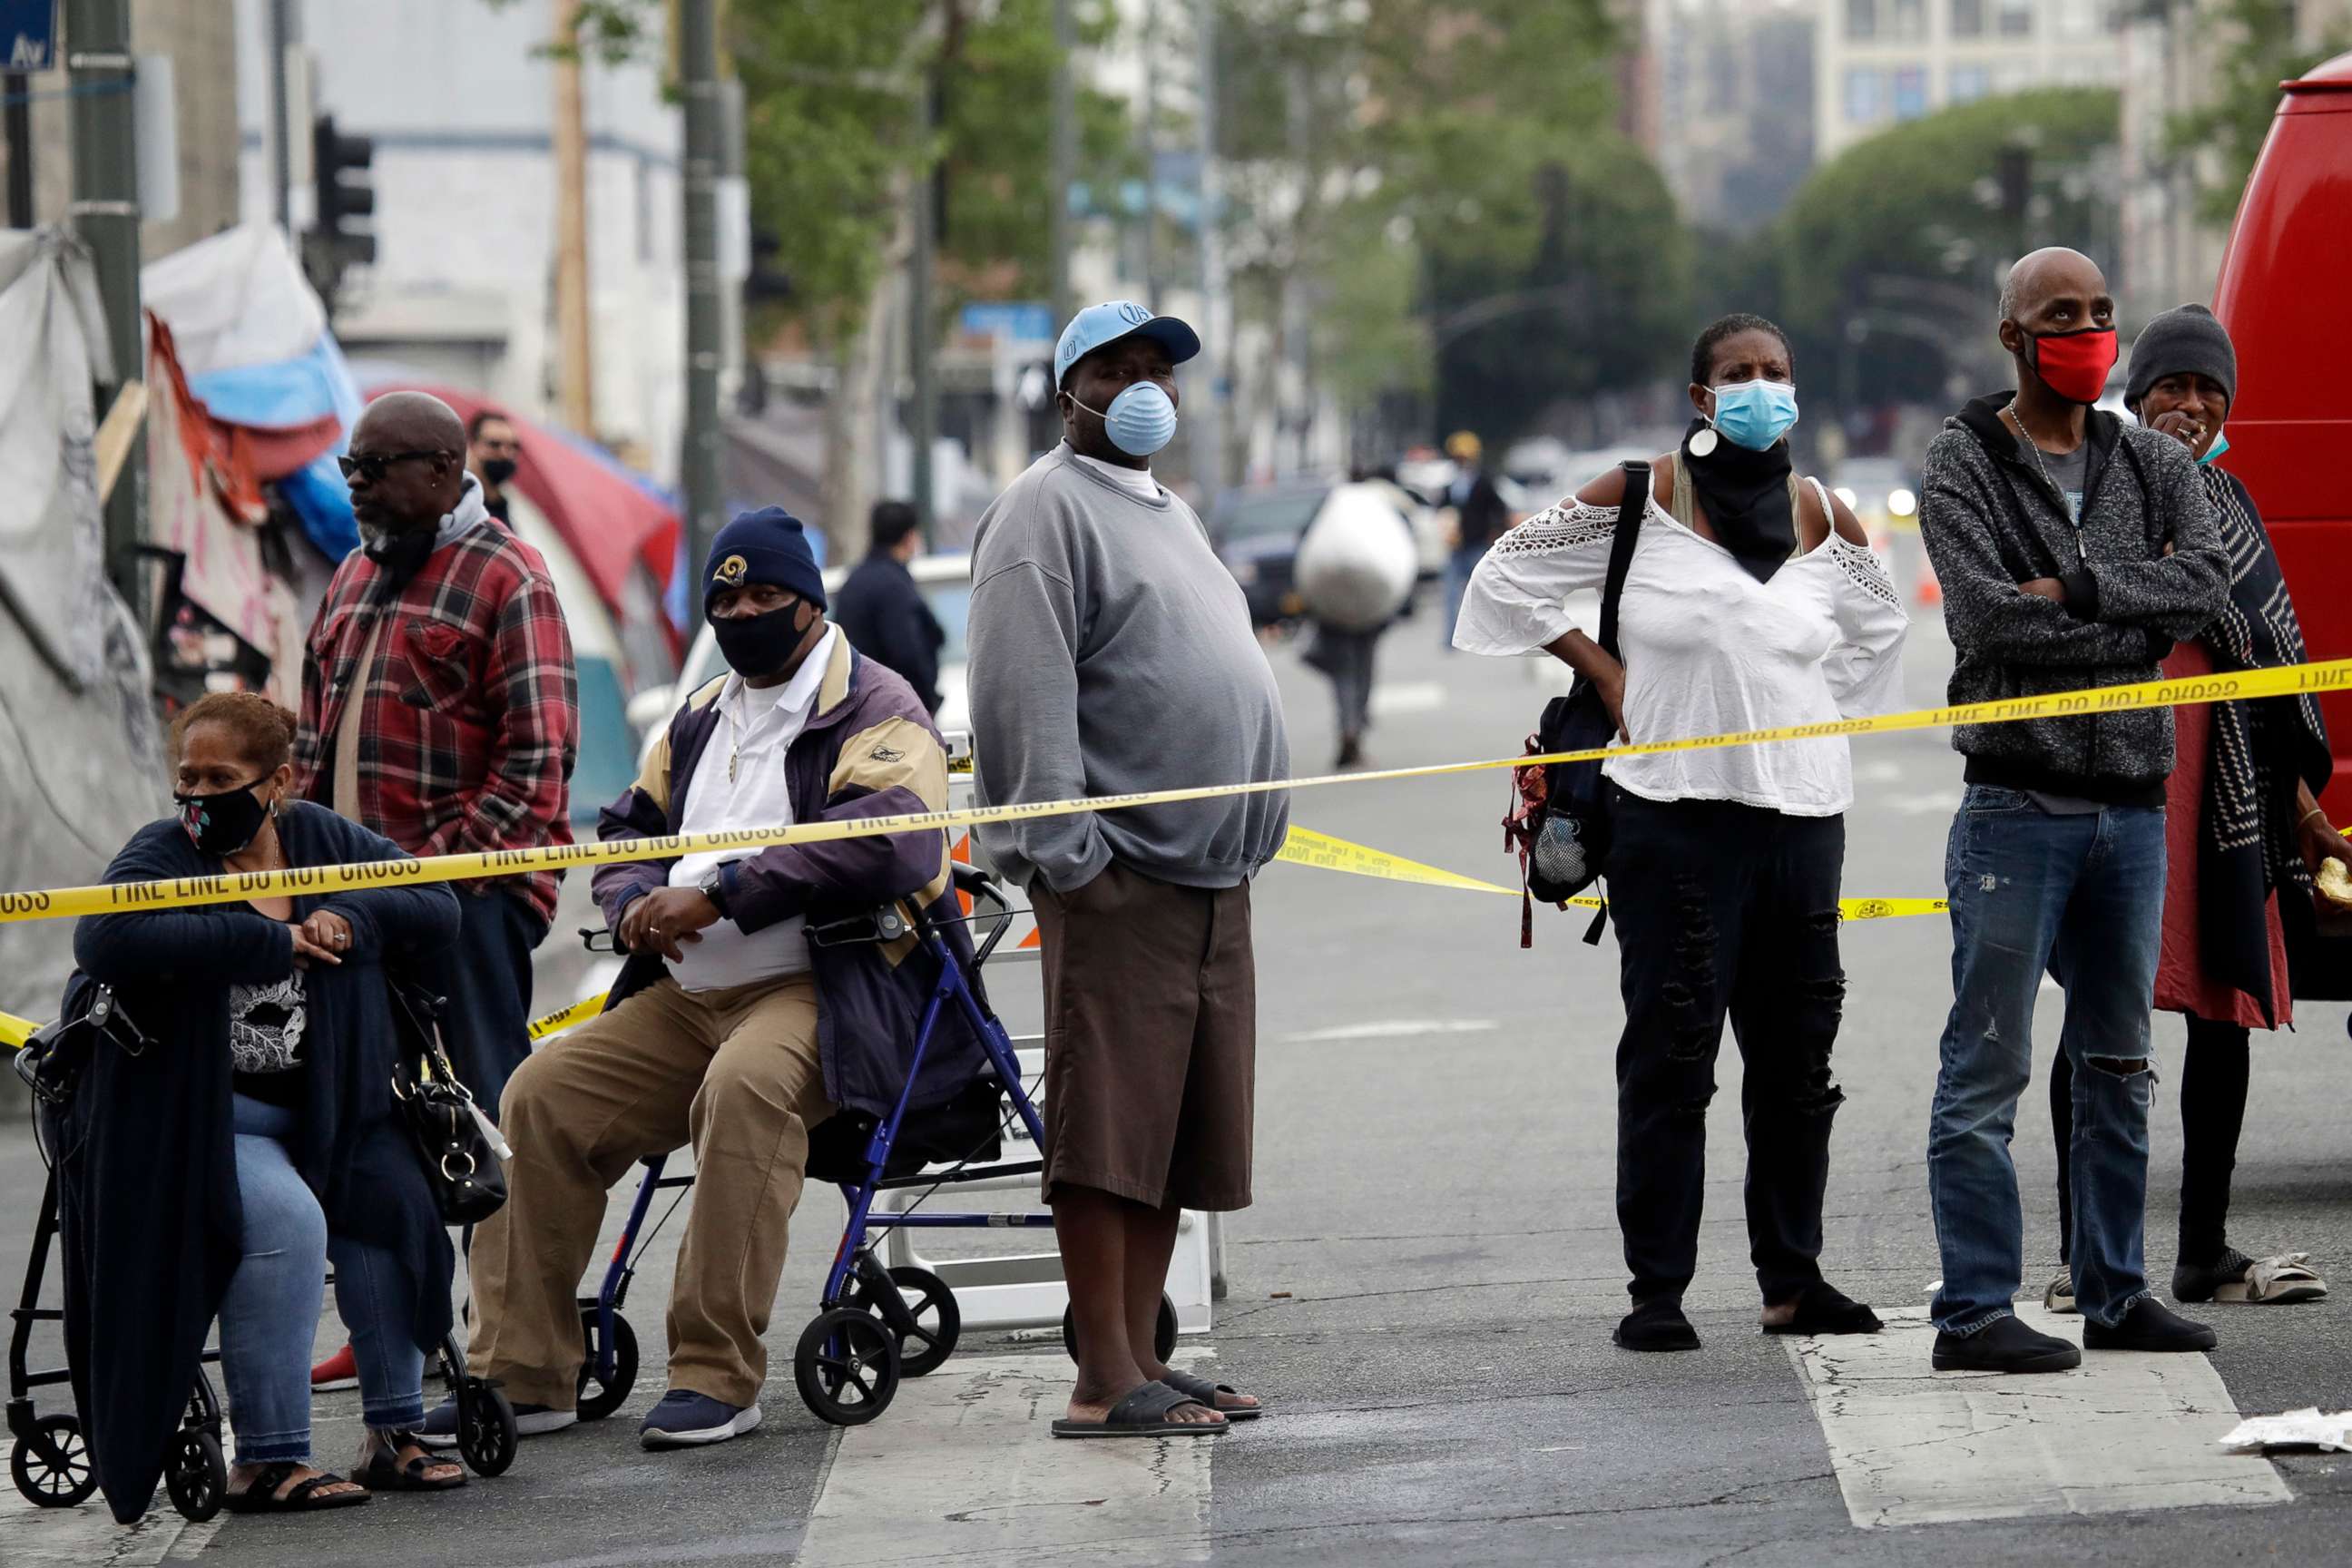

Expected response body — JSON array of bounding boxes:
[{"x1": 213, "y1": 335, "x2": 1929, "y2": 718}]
[
  {"x1": 1926, "y1": 787, "x2": 2164, "y2": 1335},
  {"x1": 1442, "y1": 547, "x2": 1485, "y2": 649},
  {"x1": 221, "y1": 1096, "x2": 429, "y2": 1464}
]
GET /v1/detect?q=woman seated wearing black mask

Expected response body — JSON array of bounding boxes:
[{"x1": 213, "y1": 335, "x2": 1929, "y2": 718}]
[
  {"x1": 1453, "y1": 314, "x2": 1910, "y2": 1353},
  {"x1": 60, "y1": 692, "x2": 465, "y2": 1519}
]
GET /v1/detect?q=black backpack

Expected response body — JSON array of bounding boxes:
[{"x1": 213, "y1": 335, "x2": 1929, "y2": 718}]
[{"x1": 1502, "y1": 461, "x2": 1649, "y2": 947}]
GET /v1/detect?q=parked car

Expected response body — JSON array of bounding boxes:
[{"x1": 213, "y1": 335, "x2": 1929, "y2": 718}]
[
  {"x1": 629, "y1": 551, "x2": 974, "y2": 768},
  {"x1": 1210, "y1": 480, "x2": 1335, "y2": 628}
]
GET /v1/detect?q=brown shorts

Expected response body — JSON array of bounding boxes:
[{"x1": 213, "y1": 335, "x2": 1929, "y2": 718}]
[{"x1": 1030, "y1": 860, "x2": 1256, "y2": 1212}]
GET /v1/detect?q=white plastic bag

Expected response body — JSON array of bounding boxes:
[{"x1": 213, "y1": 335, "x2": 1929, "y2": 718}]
[{"x1": 1294, "y1": 483, "x2": 1417, "y2": 632}]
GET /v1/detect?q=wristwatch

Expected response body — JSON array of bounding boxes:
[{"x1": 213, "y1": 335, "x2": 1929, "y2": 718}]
[{"x1": 698, "y1": 866, "x2": 731, "y2": 918}]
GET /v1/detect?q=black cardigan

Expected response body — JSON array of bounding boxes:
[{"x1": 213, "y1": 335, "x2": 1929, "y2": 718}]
[{"x1": 58, "y1": 802, "x2": 462, "y2": 1521}]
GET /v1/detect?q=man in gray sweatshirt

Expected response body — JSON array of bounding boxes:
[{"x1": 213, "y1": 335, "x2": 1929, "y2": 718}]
[{"x1": 968, "y1": 301, "x2": 1289, "y2": 1437}]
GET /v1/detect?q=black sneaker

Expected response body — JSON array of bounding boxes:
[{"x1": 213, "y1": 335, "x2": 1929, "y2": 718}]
[
  {"x1": 1931, "y1": 1315, "x2": 2081, "y2": 1373},
  {"x1": 2083, "y1": 1297, "x2": 2217, "y2": 1353},
  {"x1": 415, "y1": 1395, "x2": 577, "y2": 1447}
]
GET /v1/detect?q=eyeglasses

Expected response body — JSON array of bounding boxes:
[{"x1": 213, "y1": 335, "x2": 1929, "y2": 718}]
[{"x1": 338, "y1": 450, "x2": 450, "y2": 483}]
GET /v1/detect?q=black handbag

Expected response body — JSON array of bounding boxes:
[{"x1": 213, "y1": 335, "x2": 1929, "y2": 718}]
[
  {"x1": 387, "y1": 979, "x2": 508, "y2": 1225},
  {"x1": 1504, "y1": 461, "x2": 1649, "y2": 946}
]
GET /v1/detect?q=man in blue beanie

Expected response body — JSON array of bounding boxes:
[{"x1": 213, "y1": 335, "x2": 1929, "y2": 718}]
[{"x1": 436, "y1": 507, "x2": 985, "y2": 1452}]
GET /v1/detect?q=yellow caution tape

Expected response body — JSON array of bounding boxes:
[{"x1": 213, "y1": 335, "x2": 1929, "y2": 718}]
[
  {"x1": 4, "y1": 657, "x2": 2347, "y2": 925},
  {"x1": 528, "y1": 994, "x2": 607, "y2": 1041},
  {"x1": 1275, "y1": 826, "x2": 1519, "y2": 896}
]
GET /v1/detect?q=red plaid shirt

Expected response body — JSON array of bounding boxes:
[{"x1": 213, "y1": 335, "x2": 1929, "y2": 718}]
[{"x1": 294, "y1": 522, "x2": 578, "y2": 923}]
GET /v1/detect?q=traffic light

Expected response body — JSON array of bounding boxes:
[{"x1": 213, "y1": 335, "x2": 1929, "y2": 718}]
[
  {"x1": 306, "y1": 113, "x2": 376, "y2": 313},
  {"x1": 744, "y1": 225, "x2": 791, "y2": 304}
]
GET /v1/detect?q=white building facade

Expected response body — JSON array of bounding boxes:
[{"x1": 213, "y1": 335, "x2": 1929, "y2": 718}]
[
  {"x1": 232, "y1": 0, "x2": 685, "y2": 473},
  {"x1": 1817, "y1": 0, "x2": 2123, "y2": 162}
]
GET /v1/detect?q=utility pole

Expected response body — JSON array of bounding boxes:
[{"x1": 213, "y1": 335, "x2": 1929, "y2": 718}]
[
  {"x1": 269, "y1": 0, "x2": 291, "y2": 227},
  {"x1": 680, "y1": 0, "x2": 724, "y2": 583},
  {"x1": 4, "y1": 71, "x2": 31, "y2": 229},
  {"x1": 1140, "y1": 0, "x2": 1160, "y2": 311},
  {"x1": 552, "y1": 0, "x2": 594, "y2": 436},
  {"x1": 66, "y1": 0, "x2": 143, "y2": 603},
  {"x1": 1046, "y1": 0, "x2": 1073, "y2": 330},
  {"x1": 908, "y1": 72, "x2": 939, "y2": 533},
  {"x1": 1191, "y1": 0, "x2": 1223, "y2": 496}
]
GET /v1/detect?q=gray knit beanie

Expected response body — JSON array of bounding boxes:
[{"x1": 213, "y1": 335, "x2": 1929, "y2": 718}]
[{"x1": 2125, "y1": 303, "x2": 2237, "y2": 409}]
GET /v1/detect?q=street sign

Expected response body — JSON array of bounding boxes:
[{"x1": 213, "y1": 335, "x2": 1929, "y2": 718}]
[
  {"x1": 4, "y1": 0, "x2": 56, "y2": 70},
  {"x1": 959, "y1": 300, "x2": 1055, "y2": 345}
]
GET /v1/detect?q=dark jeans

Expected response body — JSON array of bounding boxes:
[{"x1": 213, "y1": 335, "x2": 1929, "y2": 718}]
[
  {"x1": 1605, "y1": 790, "x2": 1847, "y2": 1305},
  {"x1": 2053, "y1": 1014, "x2": 2249, "y2": 1268},
  {"x1": 1310, "y1": 625, "x2": 1379, "y2": 740},
  {"x1": 438, "y1": 887, "x2": 545, "y2": 1121},
  {"x1": 1926, "y1": 787, "x2": 2164, "y2": 1333}
]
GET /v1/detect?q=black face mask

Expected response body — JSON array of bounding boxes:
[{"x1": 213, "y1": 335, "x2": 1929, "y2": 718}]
[
  {"x1": 480, "y1": 456, "x2": 517, "y2": 486},
  {"x1": 710, "y1": 604, "x2": 810, "y2": 679},
  {"x1": 174, "y1": 779, "x2": 272, "y2": 858},
  {"x1": 363, "y1": 525, "x2": 436, "y2": 587}
]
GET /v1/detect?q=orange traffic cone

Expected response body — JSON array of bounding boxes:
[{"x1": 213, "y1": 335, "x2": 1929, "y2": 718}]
[{"x1": 1914, "y1": 554, "x2": 1942, "y2": 607}]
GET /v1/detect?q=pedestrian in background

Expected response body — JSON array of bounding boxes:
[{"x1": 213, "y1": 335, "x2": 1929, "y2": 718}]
[
  {"x1": 1918, "y1": 249, "x2": 2229, "y2": 1375},
  {"x1": 1440, "y1": 430, "x2": 1513, "y2": 647},
  {"x1": 1456, "y1": 312, "x2": 1907, "y2": 1353},
  {"x1": 969, "y1": 300, "x2": 1289, "y2": 1437},
  {"x1": 2041, "y1": 304, "x2": 2340, "y2": 1315},
  {"x1": 466, "y1": 407, "x2": 523, "y2": 525},
  {"x1": 1300, "y1": 468, "x2": 1419, "y2": 769},
  {"x1": 832, "y1": 498, "x2": 946, "y2": 715},
  {"x1": 297, "y1": 390, "x2": 576, "y2": 1132}
]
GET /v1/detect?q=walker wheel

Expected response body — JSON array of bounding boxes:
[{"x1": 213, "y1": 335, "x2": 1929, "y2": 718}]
[
  {"x1": 458, "y1": 1380, "x2": 518, "y2": 1476},
  {"x1": 11, "y1": 1414, "x2": 97, "y2": 1508},
  {"x1": 1062, "y1": 1292, "x2": 1178, "y2": 1367},
  {"x1": 795, "y1": 1308, "x2": 900, "y2": 1426},
  {"x1": 844, "y1": 1265, "x2": 961, "y2": 1377},
  {"x1": 575, "y1": 1307, "x2": 640, "y2": 1422},
  {"x1": 164, "y1": 1426, "x2": 225, "y2": 1522}
]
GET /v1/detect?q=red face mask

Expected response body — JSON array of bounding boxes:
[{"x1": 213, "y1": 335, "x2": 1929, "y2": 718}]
[{"x1": 2024, "y1": 326, "x2": 2118, "y2": 405}]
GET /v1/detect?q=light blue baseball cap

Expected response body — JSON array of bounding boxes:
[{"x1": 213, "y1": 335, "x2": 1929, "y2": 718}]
[{"x1": 1054, "y1": 300, "x2": 1202, "y2": 388}]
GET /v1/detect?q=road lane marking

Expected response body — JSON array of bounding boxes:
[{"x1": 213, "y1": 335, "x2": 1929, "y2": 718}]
[
  {"x1": 0, "y1": 1487, "x2": 220, "y2": 1567},
  {"x1": 1367, "y1": 681, "x2": 1446, "y2": 717},
  {"x1": 1278, "y1": 1019, "x2": 1498, "y2": 1044},
  {"x1": 794, "y1": 1354, "x2": 1211, "y2": 1565},
  {"x1": 1788, "y1": 1306, "x2": 2288, "y2": 1529}
]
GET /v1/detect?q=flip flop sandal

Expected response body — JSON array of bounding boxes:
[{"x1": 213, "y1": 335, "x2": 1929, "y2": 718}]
[
  {"x1": 222, "y1": 1465, "x2": 373, "y2": 1514},
  {"x1": 355, "y1": 1432, "x2": 468, "y2": 1492},
  {"x1": 1051, "y1": 1380, "x2": 1229, "y2": 1439},
  {"x1": 1760, "y1": 1281, "x2": 1883, "y2": 1336},
  {"x1": 1159, "y1": 1367, "x2": 1263, "y2": 1421},
  {"x1": 2216, "y1": 1252, "x2": 2328, "y2": 1306}
]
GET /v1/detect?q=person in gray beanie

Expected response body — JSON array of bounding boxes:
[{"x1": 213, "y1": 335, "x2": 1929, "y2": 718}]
[{"x1": 2037, "y1": 302, "x2": 2346, "y2": 1318}]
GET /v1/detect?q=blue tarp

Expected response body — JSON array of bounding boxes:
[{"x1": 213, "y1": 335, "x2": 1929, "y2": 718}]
[{"x1": 186, "y1": 334, "x2": 365, "y2": 560}]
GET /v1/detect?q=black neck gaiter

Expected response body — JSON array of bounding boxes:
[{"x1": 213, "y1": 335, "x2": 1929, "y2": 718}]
[{"x1": 1680, "y1": 417, "x2": 1796, "y2": 583}]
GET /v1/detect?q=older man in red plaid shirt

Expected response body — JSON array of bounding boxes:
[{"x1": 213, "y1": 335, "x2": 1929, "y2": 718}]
[{"x1": 295, "y1": 392, "x2": 578, "y2": 1121}]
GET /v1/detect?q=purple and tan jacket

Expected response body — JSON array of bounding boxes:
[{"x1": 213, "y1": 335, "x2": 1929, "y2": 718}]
[{"x1": 593, "y1": 630, "x2": 985, "y2": 1118}]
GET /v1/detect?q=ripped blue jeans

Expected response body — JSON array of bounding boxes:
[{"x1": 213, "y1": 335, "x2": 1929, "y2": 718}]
[{"x1": 1927, "y1": 786, "x2": 2163, "y2": 1334}]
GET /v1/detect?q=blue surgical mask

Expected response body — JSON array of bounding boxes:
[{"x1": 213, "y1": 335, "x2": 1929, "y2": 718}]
[
  {"x1": 2200, "y1": 428, "x2": 2230, "y2": 465},
  {"x1": 1074, "y1": 381, "x2": 1179, "y2": 458},
  {"x1": 1708, "y1": 379, "x2": 1799, "y2": 451}
]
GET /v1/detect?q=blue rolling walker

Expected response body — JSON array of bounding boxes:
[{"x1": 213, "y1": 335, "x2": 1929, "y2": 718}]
[{"x1": 571, "y1": 865, "x2": 1167, "y2": 1427}]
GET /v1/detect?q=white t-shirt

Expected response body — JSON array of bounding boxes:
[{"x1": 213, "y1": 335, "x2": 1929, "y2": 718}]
[
  {"x1": 664, "y1": 627, "x2": 837, "y2": 991},
  {"x1": 1070, "y1": 452, "x2": 1161, "y2": 500},
  {"x1": 1453, "y1": 486, "x2": 1908, "y2": 816}
]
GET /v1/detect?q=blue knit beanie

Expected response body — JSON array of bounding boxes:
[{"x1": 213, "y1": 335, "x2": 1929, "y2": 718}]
[{"x1": 704, "y1": 507, "x2": 827, "y2": 612}]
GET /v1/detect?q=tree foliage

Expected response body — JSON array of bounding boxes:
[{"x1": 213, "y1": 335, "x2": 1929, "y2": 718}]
[
  {"x1": 1762, "y1": 87, "x2": 2121, "y2": 408},
  {"x1": 2164, "y1": 0, "x2": 2350, "y2": 226}
]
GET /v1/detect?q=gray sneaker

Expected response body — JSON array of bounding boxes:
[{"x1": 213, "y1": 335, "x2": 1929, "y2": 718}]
[
  {"x1": 639, "y1": 1389, "x2": 762, "y2": 1449},
  {"x1": 416, "y1": 1395, "x2": 576, "y2": 1447}
]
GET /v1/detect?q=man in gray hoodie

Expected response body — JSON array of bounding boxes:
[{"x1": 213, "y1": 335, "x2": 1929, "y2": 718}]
[
  {"x1": 969, "y1": 301, "x2": 1289, "y2": 1437},
  {"x1": 1917, "y1": 249, "x2": 2228, "y2": 1376}
]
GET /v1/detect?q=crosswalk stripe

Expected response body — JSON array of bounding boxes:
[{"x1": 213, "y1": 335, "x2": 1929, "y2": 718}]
[
  {"x1": 0, "y1": 1489, "x2": 219, "y2": 1566},
  {"x1": 1788, "y1": 1306, "x2": 2290, "y2": 1529},
  {"x1": 794, "y1": 1354, "x2": 1212, "y2": 1565}
]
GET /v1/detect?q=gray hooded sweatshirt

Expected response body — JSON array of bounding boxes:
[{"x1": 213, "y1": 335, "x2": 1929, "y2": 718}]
[{"x1": 967, "y1": 444, "x2": 1290, "y2": 893}]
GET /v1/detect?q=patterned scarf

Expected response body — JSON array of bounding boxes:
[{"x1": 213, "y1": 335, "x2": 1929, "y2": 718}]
[{"x1": 2195, "y1": 465, "x2": 2331, "y2": 1024}]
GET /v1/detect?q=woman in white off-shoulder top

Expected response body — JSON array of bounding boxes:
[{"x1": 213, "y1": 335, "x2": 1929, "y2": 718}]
[{"x1": 1454, "y1": 313, "x2": 1908, "y2": 1354}]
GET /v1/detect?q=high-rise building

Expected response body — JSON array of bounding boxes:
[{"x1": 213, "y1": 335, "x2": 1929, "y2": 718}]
[
  {"x1": 1649, "y1": 0, "x2": 1818, "y2": 231},
  {"x1": 1816, "y1": 0, "x2": 2123, "y2": 163}
]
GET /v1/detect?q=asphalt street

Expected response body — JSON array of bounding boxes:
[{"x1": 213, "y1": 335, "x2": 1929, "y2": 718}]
[{"x1": 6, "y1": 548, "x2": 2352, "y2": 1565}]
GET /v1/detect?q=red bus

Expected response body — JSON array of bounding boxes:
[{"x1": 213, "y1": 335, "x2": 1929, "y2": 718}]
[{"x1": 2210, "y1": 48, "x2": 2352, "y2": 811}]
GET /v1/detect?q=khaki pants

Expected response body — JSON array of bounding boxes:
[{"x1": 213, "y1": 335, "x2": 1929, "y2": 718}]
[{"x1": 467, "y1": 975, "x2": 832, "y2": 1410}]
